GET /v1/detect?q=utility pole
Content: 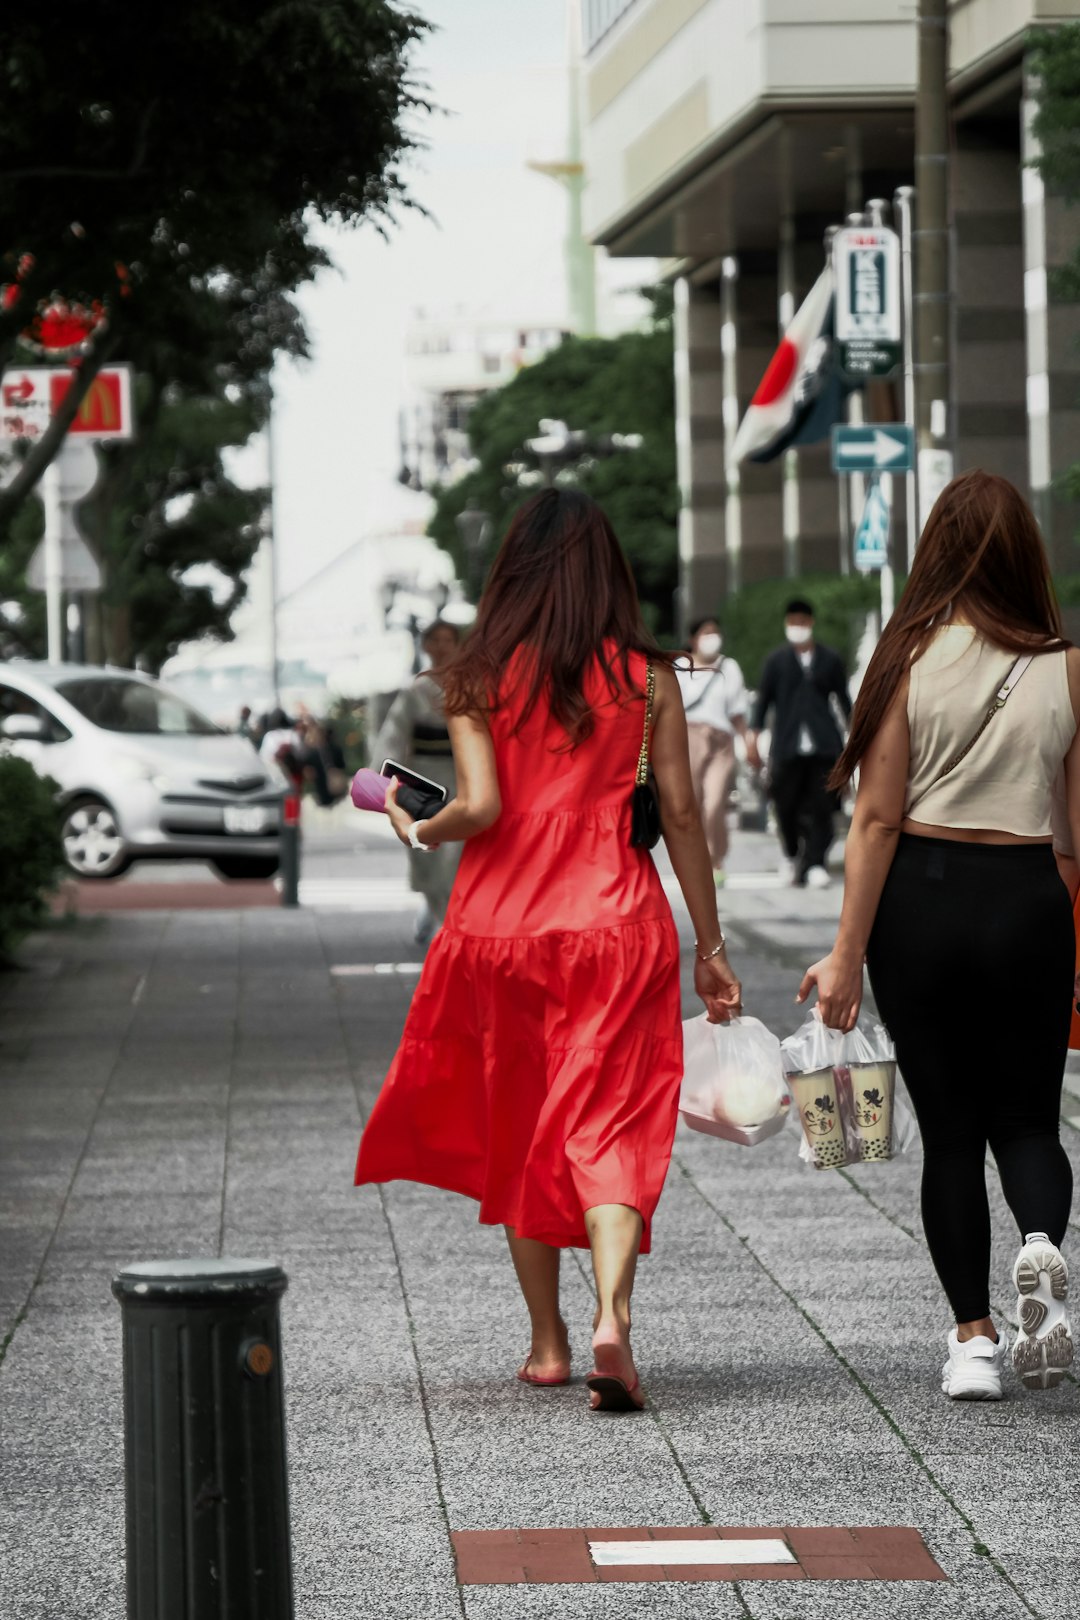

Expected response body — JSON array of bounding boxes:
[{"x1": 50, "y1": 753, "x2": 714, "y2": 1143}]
[
  {"x1": 914, "y1": 0, "x2": 952, "y2": 526},
  {"x1": 527, "y1": 1, "x2": 597, "y2": 335}
]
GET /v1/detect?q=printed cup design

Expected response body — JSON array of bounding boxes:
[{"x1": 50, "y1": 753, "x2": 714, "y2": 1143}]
[
  {"x1": 789, "y1": 1066, "x2": 850, "y2": 1170},
  {"x1": 848, "y1": 1061, "x2": 895, "y2": 1163}
]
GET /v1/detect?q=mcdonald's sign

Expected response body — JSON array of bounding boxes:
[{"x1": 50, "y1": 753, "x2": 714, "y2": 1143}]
[{"x1": 49, "y1": 365, "x2": 134, "y2": 440}]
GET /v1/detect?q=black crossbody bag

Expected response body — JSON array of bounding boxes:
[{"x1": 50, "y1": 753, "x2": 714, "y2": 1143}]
[{"x1": 629, "y1": 660, "x2": 662, "y2": 849}]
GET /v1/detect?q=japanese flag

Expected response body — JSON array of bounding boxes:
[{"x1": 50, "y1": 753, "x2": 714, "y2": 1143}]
[{"x1": 732, "y1": 268, "x2": 838, "y2": 464}]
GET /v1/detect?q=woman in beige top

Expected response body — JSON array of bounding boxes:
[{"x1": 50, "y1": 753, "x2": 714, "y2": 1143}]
[{"x1": 799, "y1": 470, "x2": 1080, "y2": 1403}]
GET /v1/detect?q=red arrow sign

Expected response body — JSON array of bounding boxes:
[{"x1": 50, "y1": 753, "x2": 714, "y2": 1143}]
[{"x1": 2, "y1": 376, "x2": 35, "y2": 406}]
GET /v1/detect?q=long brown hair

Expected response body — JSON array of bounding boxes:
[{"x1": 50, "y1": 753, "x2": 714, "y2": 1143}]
[
  {"x1": 442, "y1": 489, "x2": 673, "y2": 746},
  {"x1": 832, "y1": 469, "x2": 1066, "y2": 788}
]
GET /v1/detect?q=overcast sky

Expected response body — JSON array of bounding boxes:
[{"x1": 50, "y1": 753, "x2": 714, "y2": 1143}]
[{"x1": 268, "y1": 0, "x2": 572, "y2": 596}]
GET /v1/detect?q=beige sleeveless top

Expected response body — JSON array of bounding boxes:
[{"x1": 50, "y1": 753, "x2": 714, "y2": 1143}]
[{"x1": 905, "y1": 624, "x2": 1075, "y2": 835}]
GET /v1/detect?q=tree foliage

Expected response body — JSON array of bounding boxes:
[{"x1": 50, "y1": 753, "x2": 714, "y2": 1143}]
[
  {"x1": 429, "y1": 291, "x2": 679, "y2": 634},
  {"x1": 0, "y1": 756, "x2": 65, "y2": 959},
  {"x1": 0, "y1": 0, "x2": 430, "y2": 527}
]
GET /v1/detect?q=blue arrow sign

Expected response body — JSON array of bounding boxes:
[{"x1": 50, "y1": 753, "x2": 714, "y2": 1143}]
[
  {"x1": 853, "y1": 477, "x2": 891, "y2": 573},
  {"x1": 831, "y1": 424, "x2": 914, "y2": 473}
]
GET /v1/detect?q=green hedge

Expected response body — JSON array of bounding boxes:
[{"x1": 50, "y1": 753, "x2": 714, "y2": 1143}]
[
  {"x1": 0, "y1": 755, "x2": 66, "y2": 957},
  {"x1": 717, "y1": 574, "x2": 885, "y2": 687},
  {"x1": 716, "y1": 571, "x2": 1080, "y2": 688}
]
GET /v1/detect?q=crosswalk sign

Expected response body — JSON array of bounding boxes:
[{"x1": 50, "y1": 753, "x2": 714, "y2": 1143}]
[{"x1": 853, "y1": 476, "x2": 890, "y2": 573}]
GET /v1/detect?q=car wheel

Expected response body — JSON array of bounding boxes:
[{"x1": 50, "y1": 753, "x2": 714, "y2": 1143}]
[
  {"x1": 61, "y1": 796, "x2": 130, "y2": 880},
  {"x1": 211, "y1": 856, "x2": 281, "y2": 882}
]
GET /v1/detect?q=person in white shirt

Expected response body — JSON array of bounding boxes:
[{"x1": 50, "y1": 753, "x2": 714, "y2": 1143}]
[{"x1": 677, "y1": 617, "x2": 750, "y2": 885}]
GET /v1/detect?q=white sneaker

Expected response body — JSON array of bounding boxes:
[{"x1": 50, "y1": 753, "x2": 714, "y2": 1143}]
[
  {"x1": 1012, "y1": 1232, "x2": 1074, "y2": 1391},
  {"x1": 941, "y1": 1328, "x2": 1008, "y2": 1400},
  {"x1": 804, "y1": 865, "x2": 832, "y2": 890},
  {"x1": 778, "y1": 855, "x2": 798, "y2": 886}
]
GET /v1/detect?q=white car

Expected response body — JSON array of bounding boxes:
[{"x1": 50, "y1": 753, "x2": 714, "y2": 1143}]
[{"x1": 0, "y1": 661, "x2": 284, "y2": 880}]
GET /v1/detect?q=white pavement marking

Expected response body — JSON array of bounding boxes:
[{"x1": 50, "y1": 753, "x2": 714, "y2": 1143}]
[
  {"x1": 587, "y1": 1539, "x2": 795, "y2": 1567},
  {"x1": 330, "y1": 963, "x2": 423, "y2": 977},
  {"x1": 299, "y1": 880, "x2": 415, "y2": 911},
  {"x1": 130, "y1": 973, "x2": 147, "y2": 1006}
]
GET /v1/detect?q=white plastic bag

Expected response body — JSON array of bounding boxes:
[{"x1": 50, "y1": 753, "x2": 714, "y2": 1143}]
[
  {"x1": 781, "y1": 1012, "x2": 916, "y2": 1170},
  {"x1": 680, "y1": 1015, "x2": 790, "y2": 1146}
]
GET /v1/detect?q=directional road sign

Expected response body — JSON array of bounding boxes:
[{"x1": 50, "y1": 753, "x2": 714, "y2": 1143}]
[
  {"x1": 853, "y1": 476, "x2": 891, "y2": 573},
  {"x1": 831, "y1": 424, "x2": 914, "y2": 474}
]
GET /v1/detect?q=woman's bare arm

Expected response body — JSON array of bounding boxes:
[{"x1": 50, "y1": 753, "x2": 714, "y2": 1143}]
[
  {"x1": 797, "y1": 677, "x2": 909, "y2": 1030},
  {"x1": 651, "y1": 664, "x2": 741, "y2": 1018},
  {"x1": 386, "y1": 709, "x2": 501, "y2": 845}
]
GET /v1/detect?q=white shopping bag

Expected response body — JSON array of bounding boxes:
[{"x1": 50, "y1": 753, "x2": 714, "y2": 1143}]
[
  {"x1": 679, "y1": 1015, "x2": 790, "y2": 1146},
  {"x1": 781, "y1": 1011, "x2": 917, "y2": 1170}
]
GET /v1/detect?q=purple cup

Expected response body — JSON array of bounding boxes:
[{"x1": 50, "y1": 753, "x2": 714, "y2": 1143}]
[{"x1": 350, "y1": 768, "x2": 392, "y2": 813}]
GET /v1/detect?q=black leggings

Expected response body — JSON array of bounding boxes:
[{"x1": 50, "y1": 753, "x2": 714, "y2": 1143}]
[{"x1": 866, "y1": 835, "x2": 1074, "y2": 1323}]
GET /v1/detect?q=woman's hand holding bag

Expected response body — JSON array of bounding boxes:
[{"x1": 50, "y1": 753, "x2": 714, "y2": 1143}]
[
  {"x1": 695, "y1": 951, "x2": 741, "y2": 1023},
  {"x1": 796, "y1": 947, "x2": 864, "y2": 1033}
]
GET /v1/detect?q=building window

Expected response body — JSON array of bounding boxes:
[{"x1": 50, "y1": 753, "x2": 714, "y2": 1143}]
[{"x1": 582, "y1": 0, "x2": 639, "y2": 53}]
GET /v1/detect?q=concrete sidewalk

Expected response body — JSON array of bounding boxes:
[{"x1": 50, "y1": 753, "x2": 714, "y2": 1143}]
[{"x1": 2, "y1": 863, "x2": 1079, "y2": 1619}]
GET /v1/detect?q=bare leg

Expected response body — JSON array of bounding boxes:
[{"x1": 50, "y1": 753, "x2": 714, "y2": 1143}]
[
  {"x1": 584, "y1": 1203, "x2": 643, "y2": 1404},
  {"x1": 504, "y1": 1227, "x2": 570, "y2": 1378},
  {"x1": 957, "y1": 1315, "x2": 998, "y2": 1343}
]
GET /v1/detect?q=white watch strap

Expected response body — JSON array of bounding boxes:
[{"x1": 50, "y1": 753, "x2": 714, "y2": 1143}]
[{"x1": 408, "y1": 820, "x2": 432, "y2": 852}]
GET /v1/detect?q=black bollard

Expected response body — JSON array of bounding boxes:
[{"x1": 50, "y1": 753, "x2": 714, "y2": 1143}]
[
  {"x1": 280, "y1": 788, "x2": 301, "y2": 908},
  {"x1": 111, "y1": 1259, "x2": 293, "y2": 1620}
]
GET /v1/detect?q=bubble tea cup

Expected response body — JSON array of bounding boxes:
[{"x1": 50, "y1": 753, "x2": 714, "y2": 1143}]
[
  {"x1": 848, "y1": 1061, "x2": 895, "y2": 1162},
  {"x1": 788, "y1": 1066, "x2": 850, "y2": 1170}
]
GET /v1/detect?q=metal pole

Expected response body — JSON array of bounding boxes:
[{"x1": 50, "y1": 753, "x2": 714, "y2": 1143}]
[
  {"x1": 894, "y1": 185, "x2": 918, "y2": 569},
  {"x1": 266, "y1": 408, "x2": 281, "y2": 709},
  {"x1": 778, "y1": 213, "x2": 800, "y2": 579},
  {"x1": 280, "y1": 785, "x2": 300, "y2": 908},
  {"x1": 915, "y1": 0, "x2": 951, "y2": 467},
  {"x1": 43, "y1": 459, "x2": 63, "y2": 663},
  {"x1": 112, "y1": 1259, "x2": 294, "y2": 1620},
  {"x1": 720, "y1": 257, "x2": 742, "y2": 595},
  {"x1": 879, "y1": 472, "x2": 896, "y2": 624}
]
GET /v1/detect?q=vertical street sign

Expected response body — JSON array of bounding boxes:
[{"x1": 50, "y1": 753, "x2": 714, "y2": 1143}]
[
  {"x1": 833, "y1": 226, "x2": 902, "y2": 380},
  {"x1": 853, "y1": 476, "x2": 891, "y2": 573}
]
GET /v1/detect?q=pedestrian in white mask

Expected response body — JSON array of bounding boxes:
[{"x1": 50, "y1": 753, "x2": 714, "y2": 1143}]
[
  {"x1": 746, "y1": 599, "x2": 852, "y2": 888},
  {"x1": 676, "y1": 617, "x2": 751, "y2": 886}
]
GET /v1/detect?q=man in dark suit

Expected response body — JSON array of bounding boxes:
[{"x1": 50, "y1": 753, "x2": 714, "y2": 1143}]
[{"x1": 746, "y1": 598, "x2": 852, "y2": 888}]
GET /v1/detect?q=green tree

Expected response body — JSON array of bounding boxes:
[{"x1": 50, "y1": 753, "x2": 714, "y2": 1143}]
[
  {"x1": 429, "y1": 290, "x2": 678, "y2": 634},
  {"x1": 0, "y1": 0, "x2": 429, "y2": 528}
]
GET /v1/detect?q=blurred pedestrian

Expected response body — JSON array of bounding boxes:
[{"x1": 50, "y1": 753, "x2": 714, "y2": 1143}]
[
  {"x1": 356, "y1": 490, "x2": 741, "y2": 1412},
  {"x1": 677, "y1": 616, "x2": 750, "y2": 886},
  {"x1": 799, "y1": 470, "x2": 1079, "y2": 1401},
  {"x1": 747, "y1": 598, "x2": 851, "y2": 888},
  {"x1": 259, "y1": 707, "x2": 301, "y2": 781},
  {"x1": 374, "y1": 620, "x2": 463, "y2": 944},
  {"x1": 238, "y1": 704, "x2": 255, "y2": 742}
]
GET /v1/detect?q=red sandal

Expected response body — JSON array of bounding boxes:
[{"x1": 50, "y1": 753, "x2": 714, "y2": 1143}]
[{"x1": 516, "y1": 1353, "x2": 571, "y2": 1388}]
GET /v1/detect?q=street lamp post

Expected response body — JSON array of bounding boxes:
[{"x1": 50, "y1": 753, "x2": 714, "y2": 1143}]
[{"x1": 454, "y1": 503, "x2": 493, "y2": 604}]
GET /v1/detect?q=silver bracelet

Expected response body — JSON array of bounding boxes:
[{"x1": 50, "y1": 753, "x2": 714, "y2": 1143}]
[{"x1": 695, "y1": 936, "x2": 726, "y2": 962}]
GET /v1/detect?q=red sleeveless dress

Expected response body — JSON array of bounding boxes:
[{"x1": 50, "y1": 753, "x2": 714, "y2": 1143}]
[{"x1": 354, "y1": 648, "x2": 683, "y2": 1252}]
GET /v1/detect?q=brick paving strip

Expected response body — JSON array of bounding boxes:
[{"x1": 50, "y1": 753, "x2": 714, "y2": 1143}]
[{"x1": 451, "y1": 1525, "x2": 948, "y2": 1585}]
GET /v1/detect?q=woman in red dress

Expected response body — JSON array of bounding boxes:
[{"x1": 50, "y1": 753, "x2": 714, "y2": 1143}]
[{"x1": 355, "y1": 491, "x2": 741, "y2": 1410}]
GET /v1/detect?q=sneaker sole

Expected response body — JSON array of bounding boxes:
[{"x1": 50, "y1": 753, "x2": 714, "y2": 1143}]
[
  {"x1": 1013, "y1": 1322, "x2": 1073, "y2": 1390},
  {"x1": 1012, "y1": 1242, "x2": 1073, "y2": 1391}
]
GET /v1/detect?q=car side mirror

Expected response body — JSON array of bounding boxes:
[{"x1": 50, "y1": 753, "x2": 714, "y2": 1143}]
[{"x1": 1, "y1": 713, "x2": 48, "y2": 742}]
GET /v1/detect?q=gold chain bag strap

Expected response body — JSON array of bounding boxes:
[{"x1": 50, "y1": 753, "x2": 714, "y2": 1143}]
[{"x1": 629, "y1": 660, "x2": 662, "y2": 848}]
